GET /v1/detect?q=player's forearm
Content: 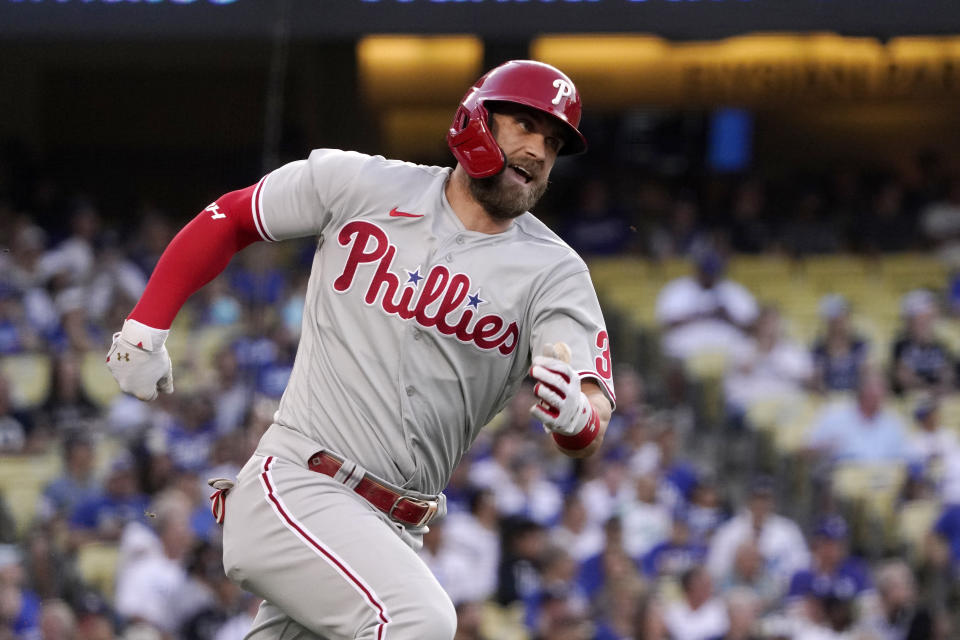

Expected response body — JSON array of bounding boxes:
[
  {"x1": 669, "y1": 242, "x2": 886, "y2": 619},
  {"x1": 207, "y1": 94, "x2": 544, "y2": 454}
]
[{"x1": 129, "y1": 185, "x2": 263, "y2": 329}]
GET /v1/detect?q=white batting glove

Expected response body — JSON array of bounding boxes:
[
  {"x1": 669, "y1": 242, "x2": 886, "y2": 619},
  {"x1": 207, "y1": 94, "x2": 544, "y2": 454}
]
[
  {"x1": 529, "y1": 354, "x2": 592, "y2": 436},
  {"x1": 105, "y1": 319, "x2": 174, "y2": 402}
]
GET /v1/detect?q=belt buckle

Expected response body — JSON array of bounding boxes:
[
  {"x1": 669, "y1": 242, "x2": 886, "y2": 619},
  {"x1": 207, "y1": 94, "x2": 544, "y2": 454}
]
[{"x1": 388, "y1": 496, "x2": 438, "y2": 528}]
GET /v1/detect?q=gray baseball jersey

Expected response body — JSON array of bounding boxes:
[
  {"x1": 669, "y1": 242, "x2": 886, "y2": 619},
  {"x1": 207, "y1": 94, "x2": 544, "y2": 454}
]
[{"x1": 250, "y1": 149, "x2": 615, "y2": 495}]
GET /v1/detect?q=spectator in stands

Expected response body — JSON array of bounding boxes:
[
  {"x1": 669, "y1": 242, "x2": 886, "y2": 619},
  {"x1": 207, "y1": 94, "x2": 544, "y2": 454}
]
[
  {"x1": 706, "y1": 477, "x2": 809, "y2": 594},
  {"x1": 620, "y1": 472, "x2": 671, "y2": 559},
  {"x1": 648, "y1": 192, "x2": 707, "y2": 260},
  {"x1": 0, "y1": 293, "x2": 39, "y2": 355},
  {"x1": 727, "y1": 179, "x2": 771, "y2": 255},
  {"x1": 38, "y1": 200, "x2": 100, "y2": 288},
  {"x1": 578, "y1": 449, "x2": 635, "y2": 529},
  {"x1": 907, "y1": 395, "x2": 960, "y2": 491},
  {"x1": 419, "y1": 520, "x2": 475, "y2": 606},
  {"x1": 592, "y1": 570, "x2": 646, "y2": 640},
  {"x1": 526, "y1": 547, "x2": 588, "y2": 632},
  {"x1": 806, "y1": 369, "x2": 911, "y2": 464},
  {"x1": 85, "y1": 233, "x2": 147, "y2": 323},
  {"x1": 577, "y1": 518, "x2": 637, "y2": 601},
  {"x1": 0, "y1": 222, "x2": 59, "y2": 338},
  {"x1": 443, "y1": 489, "x2": 500, "y2": 602},
  {"x1": 69, "y1": 453, "x2": 150, "y2": 544},
  {"x1": 39, "y1": 351, "x2": 100, "y2": 436},
  {"x1": 921, "y1": 178, "x2": 960, "y2": 264},
  {"x1": 724, "y1": 305, "x2": 813, "y2": 418},
  {"x1": 153, "y1": 394, "x2": 217, "y2": 474},
  {"x1": 655, "y1": 247, "x2": 758, "y2": 362},
  {"x1": 452, "y1": 601, "x2": 493, "y2": 640},
  {"x1": 779, "y1": 188, "x2": 840, "y2": 256},
  {"x1": 857, "y1": 560, "x2": 934, "y2": 640},
  {"x1": 642, "y1": 508, "x2": 708, "y2": 581},
  {"x1": 715, "y1": 541, "x2": 780, "y2": 612},
  {"x1": 207, "y1": 347, "x2": 250, "y2": 436},
  {"x1": 497, "y1": 453, "x2": 563, "y2": 526},
  {"x1": 550, "y1": 494, "x2": 604, "y2": 562},
  {"x1": 892, "y1": 289, "x2": 954, "y2": 395},
  {"x1": 39, "y1": 431, "x2": 101, "y2": 522},
  {"x1": 787, "y1": 516, "x2": 872, "y2": 625},
  {"x1": 496, "y1": 518, "x2": 546, "y2": 607},
  {"x1": 720, "y1": 588, "x2": 762, "y2": 640},
  {"x1": 0, "y1": 373, "x2": 31, "y2": 453},
  {"x1": 811, "y1": 295, "x2": 870, "y2": 393},
  {"x1": 928, "y1": 497, "x2": 960, "y2": 577},
  {"x1": 685, "y1": 473, "x2": 725, "y2": 545},
  {"x1": 663, "y1": 565, "x2": 729, "y2": 640},
  {"x1": 114, "y1": 489, "x2": 196, "y2": 634},
  {"x1": 562, "y1": 178, "x2": 631, "y2": 256},
  {"x1": 0, "y1": 544, "x2": 40, "y2": 640},
  {"x1": 39, "y1": 599, "x2": 76, "y2": 640},
  {"x1": 861, "y1": 180, "x2": 915, "y2": 253}
]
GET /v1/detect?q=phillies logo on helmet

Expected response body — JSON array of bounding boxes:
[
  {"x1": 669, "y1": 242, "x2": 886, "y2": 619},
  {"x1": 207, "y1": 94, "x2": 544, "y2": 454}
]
[
  {"x1": 332, "y1": 220, "x2": 520, "y2": 356},
  {"x1": 551, "y1": 79, "x2": 574, "y2": 105}
]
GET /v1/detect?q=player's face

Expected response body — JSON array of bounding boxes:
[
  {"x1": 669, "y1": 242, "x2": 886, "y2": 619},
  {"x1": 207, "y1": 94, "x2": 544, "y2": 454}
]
[{"x1": 468, "y1": 104, "x2": 564, "y2": 220}]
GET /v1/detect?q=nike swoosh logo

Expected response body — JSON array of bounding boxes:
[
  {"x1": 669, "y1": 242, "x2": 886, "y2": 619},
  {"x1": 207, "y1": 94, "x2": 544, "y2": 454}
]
[{"x1": 389, "y1": 207, "x2": 424, "y2": 218}]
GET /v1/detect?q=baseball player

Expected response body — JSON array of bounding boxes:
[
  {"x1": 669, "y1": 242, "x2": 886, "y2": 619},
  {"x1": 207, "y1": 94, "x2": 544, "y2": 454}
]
[{"x1": 106, "y1": 60, "x2": 615, "y2": 640}]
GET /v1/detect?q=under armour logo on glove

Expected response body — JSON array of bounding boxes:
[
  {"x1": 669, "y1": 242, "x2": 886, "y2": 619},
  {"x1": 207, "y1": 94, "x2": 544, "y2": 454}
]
[{"x1": 105, "y1": 319, "x2": 174, "y2": 402}]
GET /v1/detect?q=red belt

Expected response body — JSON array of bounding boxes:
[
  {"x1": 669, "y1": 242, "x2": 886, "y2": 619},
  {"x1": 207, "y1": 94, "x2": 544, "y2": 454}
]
[{"x1": 307, "y1": 452, "x2": 439, "y2": 528}]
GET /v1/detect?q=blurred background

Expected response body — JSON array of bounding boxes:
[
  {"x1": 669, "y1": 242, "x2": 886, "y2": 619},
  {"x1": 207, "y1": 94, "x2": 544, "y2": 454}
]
[{"x1": 3, "y1": 1, "x2": 960, "y2": 639}]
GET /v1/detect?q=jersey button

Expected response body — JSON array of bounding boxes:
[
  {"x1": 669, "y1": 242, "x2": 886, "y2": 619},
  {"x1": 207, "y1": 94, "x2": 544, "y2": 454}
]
[
  {"x1": 455, "y1": 235, "x2": 465, "y2": 245},
  {"x1": 405, "y1": 386, "x2": 416, "y2": 396},
  {"x1": 413, "y1": 330, "x2": 422, "y2": 341},
  {"x1": 445, "y1": 253, "x2": 454, "y2": 263}
]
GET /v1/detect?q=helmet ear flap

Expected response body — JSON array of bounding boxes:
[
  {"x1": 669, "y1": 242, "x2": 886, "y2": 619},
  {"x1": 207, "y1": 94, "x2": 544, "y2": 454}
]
[{"x1": 447, "y1": 103, "x2": 506, "y2": 179}]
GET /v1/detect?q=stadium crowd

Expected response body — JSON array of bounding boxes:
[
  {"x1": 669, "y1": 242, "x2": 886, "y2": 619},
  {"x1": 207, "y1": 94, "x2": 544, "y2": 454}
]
[{"x1": 1, "y1": 144, "x2": 960, "y2": 640}]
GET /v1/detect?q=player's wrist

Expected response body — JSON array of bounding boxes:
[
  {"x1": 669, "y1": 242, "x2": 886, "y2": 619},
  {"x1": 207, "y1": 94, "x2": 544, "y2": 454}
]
[
  {"x1": 551, "y1": 401, "x2": 601, "y2": 451},
  {"x1": 119, "y1": 318, "x2": 169, "y2": 352}
]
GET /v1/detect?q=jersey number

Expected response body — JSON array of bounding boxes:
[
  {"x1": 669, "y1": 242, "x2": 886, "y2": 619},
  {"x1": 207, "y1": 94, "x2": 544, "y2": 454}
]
[{"x1": 595, "y1": 330, "x2": 612, "y2": 379}]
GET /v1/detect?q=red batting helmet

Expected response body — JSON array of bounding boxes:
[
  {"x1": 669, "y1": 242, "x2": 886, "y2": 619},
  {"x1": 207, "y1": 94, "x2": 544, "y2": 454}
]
[{"x1": 447, "y1": 60, "x2": 587, "y2": 179}]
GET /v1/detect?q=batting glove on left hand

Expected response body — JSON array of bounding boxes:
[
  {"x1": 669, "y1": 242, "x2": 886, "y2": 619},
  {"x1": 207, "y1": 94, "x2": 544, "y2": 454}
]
[
  {"x1": 530, "y1": 354, "x2": 592, "y2": 436},
  {"x1": 105, "y1": 319, "x2": 174, "y2": 402}
]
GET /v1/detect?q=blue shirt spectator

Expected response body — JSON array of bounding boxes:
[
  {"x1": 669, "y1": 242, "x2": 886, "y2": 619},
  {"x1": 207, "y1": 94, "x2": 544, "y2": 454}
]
[{"x1": 806, "y1": 371, "x2": 910, "y2": 463}]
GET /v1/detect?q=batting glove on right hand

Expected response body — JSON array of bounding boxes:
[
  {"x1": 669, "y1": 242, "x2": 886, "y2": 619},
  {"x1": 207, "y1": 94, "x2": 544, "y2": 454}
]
[
  {"x1": 105, "y1": 319, "x2": 174, "y2": 402},
  {"x1": 529, "y1": 354, "x2": 592, "y2": 437}
]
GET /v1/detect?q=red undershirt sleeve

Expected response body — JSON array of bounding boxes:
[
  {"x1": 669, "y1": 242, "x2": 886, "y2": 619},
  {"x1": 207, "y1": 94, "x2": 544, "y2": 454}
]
[{"x1": 128, "y1": 183, "x2": 267, "y2": 330}]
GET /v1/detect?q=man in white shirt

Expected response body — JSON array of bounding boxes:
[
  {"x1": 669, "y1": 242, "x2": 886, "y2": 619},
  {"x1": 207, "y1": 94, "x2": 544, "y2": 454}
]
[
  {"x1": 706, "y1": 477, "x2": 809, "y2": 595},
  {"x1": 655, "y1": 249, "x2": 758, "y2": 361}
]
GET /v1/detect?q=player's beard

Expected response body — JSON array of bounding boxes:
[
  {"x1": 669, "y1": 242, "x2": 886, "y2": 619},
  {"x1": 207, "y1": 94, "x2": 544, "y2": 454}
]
[{"x1": 469, "y1": 162, "x2": 549, "y2": 220}]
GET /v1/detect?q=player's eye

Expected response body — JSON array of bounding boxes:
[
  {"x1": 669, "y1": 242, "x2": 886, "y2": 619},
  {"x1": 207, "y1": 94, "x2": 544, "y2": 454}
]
[{"x1": 546, "y1": 136, "x2": 563, "y2": 153}]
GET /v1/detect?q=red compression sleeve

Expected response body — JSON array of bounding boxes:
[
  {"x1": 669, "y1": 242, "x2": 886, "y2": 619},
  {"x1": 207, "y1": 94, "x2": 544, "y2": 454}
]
[{"x1": 128, "y1": 183, "x2": 265, "y2": 329}]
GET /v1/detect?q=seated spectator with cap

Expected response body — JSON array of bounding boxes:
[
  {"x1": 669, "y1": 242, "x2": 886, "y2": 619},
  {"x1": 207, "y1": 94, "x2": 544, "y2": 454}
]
[
  {"x1": 805, "y1": 368, "x2": 911, "y2": 464},
  {"x1": 787, "y1": 516, "x2": 873, "y2": 625},
  {"x1": 811, "y1": 294, "x2": 870, "y2": 394},
  {"x1": 655, "y1": 247, "x2": 759, "y2": 362},
  {"x1": 892, "y1": 289, "x2": 954, "y2": 395}
]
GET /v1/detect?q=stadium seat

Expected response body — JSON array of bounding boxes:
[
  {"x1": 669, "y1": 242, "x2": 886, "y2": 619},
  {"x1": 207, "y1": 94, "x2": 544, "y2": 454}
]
[
  {"x1": 0, "y1": 353, "x2": 52, "y2": 409},
  {"x1": 897, "y1": 499, "x2": 941, "y2": 565},
  {"x1": 76, "y1": 542, "x2": 121, "y2": 600},
  {"x1": 0, "y1": 451, "x2": 61, "y2": 534},
  {"x1": 81, "y1": 351, "x2": 122, "y2": 407}
]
